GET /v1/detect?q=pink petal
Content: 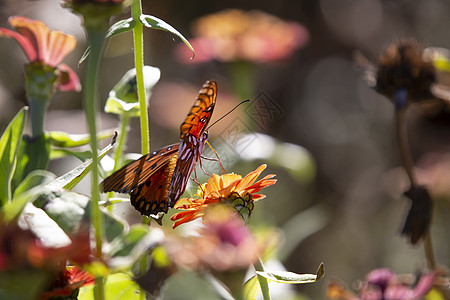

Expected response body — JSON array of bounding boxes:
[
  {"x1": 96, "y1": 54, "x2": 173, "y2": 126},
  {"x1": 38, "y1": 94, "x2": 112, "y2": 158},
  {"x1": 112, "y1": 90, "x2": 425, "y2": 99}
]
[
  {"x1": 47, "y1": 30, "x2": 76, "y2": 67},
  {"x1": 9, "y1": 16, "x2": 50, "y2": 63},
  {"x1": 412, "y1": 272, "x2": 436, "y2": 298},
  {"x1": 0, "y1": 27, "x2": 37, "y2": 61},
  {"x1": 57, "y1": 64, "x2": 81, "y2": 92}
]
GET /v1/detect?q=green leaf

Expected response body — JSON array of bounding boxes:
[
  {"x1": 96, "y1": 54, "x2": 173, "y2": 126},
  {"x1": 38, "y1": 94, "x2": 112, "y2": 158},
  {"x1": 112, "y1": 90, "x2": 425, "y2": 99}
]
[
  {"x1": 48, "y1": 134, "x2": 116, "y2": 191},
  {"x1": 49, "y1": 148, "x2": 92, "y2": 161},
  {"x1": 79, "y1": 273, "x2": 142, "y2": 300},
  {"x1": 105, "y1": 97, "x2": 140, "y2": 116},
  {"x1": 0, "y1": 269, "x2": 52, "y2": 300},
  {"x1": 48, "y1": 129, "x2": 115, "y2": 148},
  {"x1": 140, "y1": 14, "x2": 195, "y2": 57},
  {"x1": 107, "y1": 225, "x2": 156, "y2": 271},
  {"x1": 242, "y1": 275, "x2": 260, "y2": 300},
  {"x1": 0, "y1": 107, "x2": 27, "y2": 205},
  {"x1": 105, "y1": 66, "x2": 160, "y2": 117},
  {"x1": 78, "y1": 46, "x2": 90, "y2": 66},
  {"x1": 32, "y1": 188, "x2": 90, "y2": 235},
  {"x1": 19, "y1": 203, "x2": 72, "y2": 247},
  {"x1": 106, "y1": 18, "x2": 136, "y2": 38},
  {"x1": 2, "y1": 180, "x2": 54, "y2": 222},
  {"x1": 256, "y1": 263, "x2": 325, "y2": 284},
  {"x1": 11, "y1": 133, "x2": 51, "y2": 194},
  {"x1": 102, "y1": 207, "x2": 126, "y2": 244},
  {"x1": 13, "y1": 170, "x2": 55, "y2": 199}
]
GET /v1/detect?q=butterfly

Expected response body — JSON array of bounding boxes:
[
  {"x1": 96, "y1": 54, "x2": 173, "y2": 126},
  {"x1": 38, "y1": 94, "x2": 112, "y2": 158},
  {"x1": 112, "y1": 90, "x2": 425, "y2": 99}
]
[{"x1": 102, "y1": 80, "x2": 217, "y2": 216}]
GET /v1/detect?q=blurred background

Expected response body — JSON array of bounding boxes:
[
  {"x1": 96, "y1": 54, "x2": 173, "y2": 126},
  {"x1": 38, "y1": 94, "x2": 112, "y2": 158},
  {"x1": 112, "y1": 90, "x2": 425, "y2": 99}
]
[{"x1": 0, "y1": 0, "x2": 449, "y2": 299}]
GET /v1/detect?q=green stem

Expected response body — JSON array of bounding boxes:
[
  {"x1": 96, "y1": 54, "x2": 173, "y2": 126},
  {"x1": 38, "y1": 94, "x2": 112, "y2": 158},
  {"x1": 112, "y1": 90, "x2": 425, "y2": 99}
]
[
  {"x1": 94, "y1": 277, "x2": 105, "y2": 300},
  {"x1": 132, "y1": 1, "x2": 150, "y2": 299},
  {"x1": 113, "y1": 115, "x2": 130, "y2": 171},
  {"x1": 254, "y1": 257, "x2": 271, "y2": 300},
  {"x1": 132, "y1": 0, "x2": 150, "y2": 156},
  {"x1": 85, "y1": 28, "x2": 106, "y2": 259},
  {"x1": 85, "y1": 28, "x2": 107, "y2": 300},
  {"x1": 29, "y1": 98, "x2": 48, "y2": 137}
]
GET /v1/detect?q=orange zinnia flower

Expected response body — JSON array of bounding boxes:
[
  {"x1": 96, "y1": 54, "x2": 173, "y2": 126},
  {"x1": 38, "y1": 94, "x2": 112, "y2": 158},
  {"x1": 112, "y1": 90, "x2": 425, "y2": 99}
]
[
  {"x1": 171, "y1": 164, "x2": 276, "y2": 228},
  {"x1": 0, "y1": 16, "x2": 80, "y2": 91},
  {"x1": 176, "y1": 9, "x2": 309, "y2": 63},
  {"x1": 40, "y1": 266, "x2": 95, "y2": 300}
]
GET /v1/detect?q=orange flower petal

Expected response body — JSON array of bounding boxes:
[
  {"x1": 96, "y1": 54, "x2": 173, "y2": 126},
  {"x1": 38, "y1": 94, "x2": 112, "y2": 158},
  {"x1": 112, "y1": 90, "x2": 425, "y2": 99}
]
[
  {"x1": 245, "y1": 175, "x2": 276, "y2": 194},
  {"x1": 205, "y1": 174, "x2": 222, "y2": 196},
  {"x1": 9, "y1": 16, "x2": 50, "y2": 63},
  {"x1": 172, "y1": 211, "x2": 205, "y2": 228},
  {"x1": 47, "y1": 31, "x2": 76, "y2": 67},
  {"x1": 234, "y1": 164, "x2": 267, "y2": 192},
  {"x1": 174, "y1": 197, "x2": 199, "y2": 209},
  {"x1": 218, "y1": 173, "x2": 241, "y2": 189},
  {"x1": 171, "y1": 164, "x2": 275, "y2": 228},
  {"x1": 252, "y1": 194, "x2": 266, "y2": 201}
]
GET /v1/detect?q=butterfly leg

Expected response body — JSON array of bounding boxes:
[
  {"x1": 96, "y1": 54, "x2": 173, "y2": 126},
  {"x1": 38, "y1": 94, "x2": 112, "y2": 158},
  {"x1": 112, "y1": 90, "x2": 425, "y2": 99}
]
[
  {"x1": 205, "y1": 140, "x2": 227, "y2": 174},
  {"x1": 189, "y1": 170, "x2": 205, "y2": 195},
  {"x1": 199, "y1": 158, "x2": 213, "y2": 176}
]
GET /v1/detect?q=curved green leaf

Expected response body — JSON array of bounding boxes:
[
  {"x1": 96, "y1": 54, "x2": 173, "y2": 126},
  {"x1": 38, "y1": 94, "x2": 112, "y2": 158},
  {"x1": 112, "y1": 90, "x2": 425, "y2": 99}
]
[
  {"x1": 108, "y1": 225, "x2": 157, "y2": 271},
  {"x1": 49, "y1": 149, "x2": 92, "y2": 161},
  {"x1": 140, "y1": 14, "x2": 195, "y2": 57},
  {"x1": 105, "y1": 66, "x2": 160, "y2": 117},
  {"x1": 242, "y1": 275, "x2": 259, "y2": 300},
  {"x1": 0, "y1": 107, "x2": 27, "y2": 205},
  {"x1": 107, "y1": 18, "x2": 136, "y2": 38},
  {"x1": 78, "y1": 46, "x2": 90, "y2": 66},
  {"x1": 11, "y1": 134, "x2": 51, "y2": 195},
  {"x1": 48, "y1": 129, "x2": 115, "y2": 148},
  {"x1": 48, "y1": 133, "x2": 116, "y2": 191},
  {"x1": 256, "y1": 263, "x2": 325, "y2": 284},
  {"x1": 13, "y1": 170, "x2": 55, "y2": 199}
]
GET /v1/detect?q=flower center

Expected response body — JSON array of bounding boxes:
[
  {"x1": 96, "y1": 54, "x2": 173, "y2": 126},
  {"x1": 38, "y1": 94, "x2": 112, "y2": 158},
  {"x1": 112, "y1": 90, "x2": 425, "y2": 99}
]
[{"x1": 219, "y1": 191, "x2": 254, "y2": 222}]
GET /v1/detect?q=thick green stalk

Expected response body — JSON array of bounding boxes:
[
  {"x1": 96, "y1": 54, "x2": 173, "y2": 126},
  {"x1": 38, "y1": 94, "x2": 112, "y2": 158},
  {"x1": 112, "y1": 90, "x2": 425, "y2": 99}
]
[
  {"x1": 29, "y1": 98, "x2": 48, "y2": 137},
  {"x1": 24, "y1": 62, "x2": 57, "y2": 138},
  {"x1": 132, "y1": 0, "x2": 150, "y2": 156},
  {"x1": 254, "y1": 257, "x2": 271, "y2": 300},
  {"x1": 85, "y1": 28, "x2": 107, "y2": 300},
  {"x1": 132, "y1": 1, "x2": 150, "y2": 299}
]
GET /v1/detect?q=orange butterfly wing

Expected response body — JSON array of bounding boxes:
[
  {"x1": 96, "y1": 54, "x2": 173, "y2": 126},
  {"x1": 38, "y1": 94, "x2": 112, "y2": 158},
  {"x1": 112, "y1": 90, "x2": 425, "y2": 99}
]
[
  {"x1": 129, "y1": 153, "x2": 178, "y2": 215},
  {"x1": 101, "y1": 143, "x2": 179, "y2": 215},
  {"x1": 180, "y1": 80, "x2": 217, "y2": 139},
  {"x1": 101, "y1": 80, "x2": 218, "y2": 216},
  {"x1": 168, "y1": 80, "x2": 217, "y2": 203}
]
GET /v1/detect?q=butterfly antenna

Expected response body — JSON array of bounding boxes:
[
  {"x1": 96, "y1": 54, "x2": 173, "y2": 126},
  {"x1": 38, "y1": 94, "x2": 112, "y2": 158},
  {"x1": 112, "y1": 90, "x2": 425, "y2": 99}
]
[
  {"x1": 206, "y1": 141, "x2": 227, "y2": 174},
  {"x1": 206, "y1": 99, "x2": 250, "y2": 130}
]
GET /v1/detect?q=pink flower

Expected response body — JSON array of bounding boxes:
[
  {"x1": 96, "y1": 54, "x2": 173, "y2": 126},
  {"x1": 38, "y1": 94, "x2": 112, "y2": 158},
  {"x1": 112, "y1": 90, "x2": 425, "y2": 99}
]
[
  {"x1": 166, "y1": 207, "x2": 260, "y2": 272},
  {"x1": 327, "y1": 268, "x2": 437, "y2": 300},
  {"x1": 0, "y1": 16, "x2": 80, "y2": 91},
  {"x1": 176, "y1": 9, "x2": 309, "y2": 63}
]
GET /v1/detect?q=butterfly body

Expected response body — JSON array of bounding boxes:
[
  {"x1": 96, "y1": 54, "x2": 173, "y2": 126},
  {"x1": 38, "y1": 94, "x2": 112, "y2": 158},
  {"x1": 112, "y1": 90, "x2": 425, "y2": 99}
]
[{"x1": 102, "y1": 80, "x2": 217, "y2": 216}]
